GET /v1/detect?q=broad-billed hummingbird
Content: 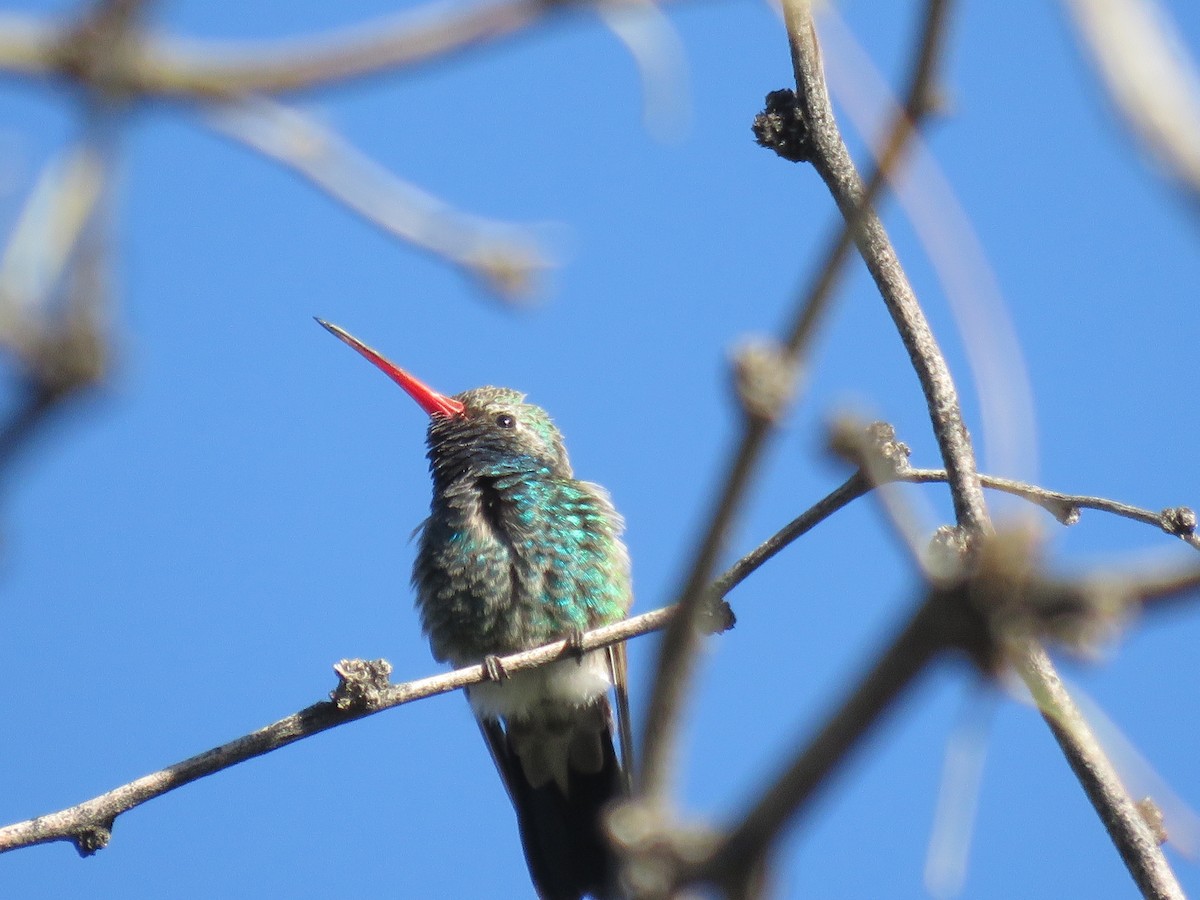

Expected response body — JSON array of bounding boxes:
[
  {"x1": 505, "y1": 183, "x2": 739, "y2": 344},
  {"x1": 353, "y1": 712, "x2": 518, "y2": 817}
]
[{"x1": 318, "y1": 318, "x2": 633, "y2": 900}]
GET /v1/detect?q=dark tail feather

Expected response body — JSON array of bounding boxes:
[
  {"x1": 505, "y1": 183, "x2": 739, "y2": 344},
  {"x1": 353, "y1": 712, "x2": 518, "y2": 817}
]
[{"x1": 479, "y1": 717, "x2": 623, "y2": 900}]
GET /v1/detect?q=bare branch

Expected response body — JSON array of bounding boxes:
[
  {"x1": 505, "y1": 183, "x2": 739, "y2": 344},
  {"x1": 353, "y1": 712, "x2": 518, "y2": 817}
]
[
  {"x1": 782, "y1": 0, "x2": 987, "y2": 537},
  {"x1": 766, "y1": 7, "x2": 1186, "y2": 896},
  {"x1": 1016, "y1": 642, "x2": 1185, "y2": 900},
  {"x1": 713, "y1": 472, "x2": 868, "y2": 597},
  {"x1": 208, "y1": 99, "x2": 548, "y2": 300},
  {"x1": 0, "y1": 600, "x2": 726, "y2": 856},
  {"x1": 636, "y1": 0, "x2": 955, "y2": 804},
  {"x1": 136, "y1": 0, "x2": 558, "y2": 98},
  {"x1": 696, "y1": 528, "x2": 1199, "y2": 895}
]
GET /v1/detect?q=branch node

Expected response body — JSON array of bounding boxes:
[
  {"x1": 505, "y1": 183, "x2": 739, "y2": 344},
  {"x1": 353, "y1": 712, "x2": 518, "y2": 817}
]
[
  {"x1": 465, "y1": 242, "x2": 547, "y2": 302},
  {"x1": 1051, "y1": 502, "x2": 1082, "y2": 527},
  {"x1": 751, "y1": 88, "x2": 813, "y2": 163},
  {"x1": 925, "y1": 524, "x2": 971, "y2": 582},
  {"x1": 864, "y1": 420, "x2": 912, "y2": 475},
  {"x1": 730, "y1": 338, "x2": 797, "y2": 423},
  {"x1": 20, "y1": 312, "x2": 110, "y2": 404},
  {"x1": 1137, "y1": 797, "x2": 1169, "y2": 845},
  {"x1": 607, "y1": 801, "x2": 719, "y2": 900},
  {"x1": 72, "y1": 820, "x2": 113, "y2": 856},
  {"x1": 330, "y1": 658, "x2": 393, "y2": 711},
  {"x1": 827, "y1": 418, "x2": 911, "y2": 480},
  {"x1": 700, "y1": 596, "x2": 736, "y2": 634},
  {"x1": 1160, "y1": 506, "x2": 1197, "y2": 538},
  {"x1": 936, "y1": 528, "x2": 1134, "y2": 671}
]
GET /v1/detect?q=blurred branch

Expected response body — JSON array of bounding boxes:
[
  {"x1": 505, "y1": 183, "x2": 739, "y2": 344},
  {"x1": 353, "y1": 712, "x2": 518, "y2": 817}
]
[
  {"x1": 698, "y1": 543, "x2": 1200, "y2": 896},
  {"x1": 676, "y1": 0, "x2": 1184, "y2": 889},
  {"x1": 0, "y1": 0, "x2": 159, "y2": 476},
  {"x1": 700, "y1": 594, "x2": 946, "y2": 893},
  {"x1": 0, "y1": 145, "x2": 106, "y2": 363},
  {"x1": 702, "y1": 520, "x2": 1197, "y2": 896},
  {"x1": 635, "y1": 0, "x2": 955, "y2": 807},
  {"x1": 0, "y1": 136, "x2": 113, "y2": 474},
  {"x1": 712, "y1": 471, "x2": 868, "y2": 596},
  {"x1": 0, "y1": 14, "x2": 57, "y2": 80},
  {"x1": 1062, "y1": 0, "x2": 1200, "y2": 208},
  {"x1": 0, "y1": 0, "x2": 632, "y2": 99},
  {"x1": 702, "y1": 421, "x2": 1195, "y2": 894},
  {"x1": 208, "y1": 99, "x2": 547, "y2": 300},
  {"x1": 136, "y1": 0, "x2": 560, "y2": 97}
]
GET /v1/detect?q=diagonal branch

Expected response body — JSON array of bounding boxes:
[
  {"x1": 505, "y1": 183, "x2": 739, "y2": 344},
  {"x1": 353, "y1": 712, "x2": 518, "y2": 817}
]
[
  {"x1": 635, "y1": 0, "x2": 955, "y2": 805},
  {"x1": 208, "y1": 98, "x2": 547, "y2": 300},
  {"x1": 782, "y1": 0, "x2": 988, "y2": 536},
  {"x1": 719, "y1": 4, "x2": 1185, "y2": 894},
  {"x1": 0, "y1": 602, "x2": 694, "y2": 856}
]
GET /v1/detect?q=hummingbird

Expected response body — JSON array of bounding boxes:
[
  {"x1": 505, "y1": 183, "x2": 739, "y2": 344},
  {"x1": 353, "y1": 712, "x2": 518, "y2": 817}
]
[{"x1": 317, "y1": 318, "x2": 633, "y2": 900}]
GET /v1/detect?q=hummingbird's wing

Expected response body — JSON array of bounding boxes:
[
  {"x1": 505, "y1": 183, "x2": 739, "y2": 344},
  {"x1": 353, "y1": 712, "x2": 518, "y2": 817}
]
[{"x1": 606, "y1": 642, "x2": 634, "y2": 793}]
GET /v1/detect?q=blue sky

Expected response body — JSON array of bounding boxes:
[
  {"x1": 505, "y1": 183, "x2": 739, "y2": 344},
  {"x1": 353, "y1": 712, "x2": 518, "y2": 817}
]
[{"x1": 2, "y1": 0, "x2": 1199, "y2": 897}]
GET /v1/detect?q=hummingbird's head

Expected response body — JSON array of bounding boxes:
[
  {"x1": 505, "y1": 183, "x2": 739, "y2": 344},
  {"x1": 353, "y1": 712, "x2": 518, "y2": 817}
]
[
  {"x1": 316, "y1": 318, "x2": 571, "y2": 483},
  {"x1": 428, "y1": 386, "x2": 570, "y2": 482}
]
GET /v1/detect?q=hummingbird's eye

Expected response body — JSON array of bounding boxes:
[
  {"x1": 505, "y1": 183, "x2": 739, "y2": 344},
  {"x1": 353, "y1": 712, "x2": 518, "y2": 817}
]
[{"x1": 495, "y1": 413, "x2": 516, "y2": 429}]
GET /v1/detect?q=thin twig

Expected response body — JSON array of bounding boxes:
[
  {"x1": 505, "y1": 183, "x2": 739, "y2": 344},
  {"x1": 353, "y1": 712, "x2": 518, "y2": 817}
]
[
  {"x1": 0, "y1": 603, "x2": 684, "y2": 855},
  {"x1": 905, "y1": 469, "x2": 1200, "y2": 550},
  {"x1": 636, "y1": 0, "x2": 955, "y2": 803},
  {"x1": 718, "y1": 461, "x2": 1199, "y2": 605},
  {"x1": 713, "y1": 472, "x2": 868, "y2": 596},
  {"x1": 722, "y1": 4, "x2": 1185, "y2": 893}
]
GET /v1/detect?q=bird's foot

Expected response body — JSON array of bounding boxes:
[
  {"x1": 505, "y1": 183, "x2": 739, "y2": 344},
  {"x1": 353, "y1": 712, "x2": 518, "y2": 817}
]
[
  {"x1": 482, "y1": 654, "x2": 509, "y2": 682},
  {"x1": 565, "y1": 627, "x2": 586, "y2": 664}
]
